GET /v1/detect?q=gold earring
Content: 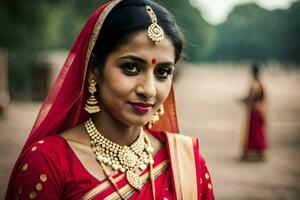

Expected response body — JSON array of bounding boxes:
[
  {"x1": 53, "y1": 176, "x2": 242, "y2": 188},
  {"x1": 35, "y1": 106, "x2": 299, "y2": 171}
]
[
  {"x1": 85, "y1": 80, "x2": 100, "y2": 114},
  {"x1": 147, "y1": 105, "x2": 164, "y2": 129}
]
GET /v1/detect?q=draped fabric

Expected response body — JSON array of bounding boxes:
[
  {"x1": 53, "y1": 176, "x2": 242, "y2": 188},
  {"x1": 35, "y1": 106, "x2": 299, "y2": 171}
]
[
  {"x1": 83, "y1": 130, "x2": 215, "y2": 200},
  {"x1": 10, "y1": 133, "x2": 172, "y2": 200},
  {"x1": 242, "y1": 80, "x2": 267, "y2": 159},
  {"x1": 246, "y1": 110, "x2": 267, "y2": 151},
  {"x1": 6, "y1": 0, "x2": 179, "y2": 198},
  {"x1": 6, "y1": 0, "x2": 215, "y2": 199},
  {"x1": 9, "y1": 130, "x2": 214, "y2": 200}
]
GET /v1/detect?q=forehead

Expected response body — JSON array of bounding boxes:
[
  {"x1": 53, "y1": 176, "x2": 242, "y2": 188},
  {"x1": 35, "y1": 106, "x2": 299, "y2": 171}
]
[{"x1": 112, "y1": 31, "x2": 175, "y2": 62}]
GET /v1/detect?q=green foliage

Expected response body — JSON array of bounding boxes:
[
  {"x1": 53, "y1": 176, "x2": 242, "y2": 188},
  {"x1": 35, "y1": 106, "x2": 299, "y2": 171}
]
[
  {"x1": 42, "y1": 0, "x2": 214, "y2": 60},
  {"x1": 204, "y1": 1, "x2": 300, "y2": 62},
  {"x1": 157, "y1": 0, "x2": 215, "y2": 60},
  {"x1": 0, "y1": 1, "x2": 60, "y2": 97},
  {"x1": 42, "y1": 0, "x2": 107, "y2": 49},
  {"x1": 7, "y1": 1, "x2": 300, "y2": 97},
  {"x1": 0, "y1": 0, "x2": 211, "y2": 98}
]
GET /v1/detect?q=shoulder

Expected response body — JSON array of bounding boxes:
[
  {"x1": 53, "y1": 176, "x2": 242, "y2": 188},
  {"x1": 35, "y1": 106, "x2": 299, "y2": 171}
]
[
  {"x1": 164, "y1": 131, "x2": 199, "y2": 147},
  {"x1": 60, "y1": 123, "x2": 91, "y2": 146},
  {"x1": 161, "y1": 132, "x2": 209, "y2": 165},
  {"x1": 34, "y1": 135, "x2": 67, "y2": 148},
  {"x1": 28, "y1": 135, "x2": 69, "y2": 158},
  {"x1": 148, "y1": 130, "x2": 200, "y2": 154},
  {"x1": 18, "y1": 135, "x2": 70, "y2": 174},
  {"x1": 16, "y1": 135, "x2": 73, "y2": 180},
  {"x1": 148, "y1": 129, "x2": 198, "y2": 142},
  {"x1": 12, "y1": 136, "x2": 67, "y2": 199},
  {"x1": 155, "y1": 131, "x2": 203, "y2": 164}
]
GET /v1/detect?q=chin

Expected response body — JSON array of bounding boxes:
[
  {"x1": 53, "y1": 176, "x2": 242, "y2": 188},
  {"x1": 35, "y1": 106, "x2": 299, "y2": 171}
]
[
  {"x1": 128, "y1": 119, "x2": 149, "y2": 127},
  {"x1": 122, "y1": 114, "x2": 150, "y2": 127}
]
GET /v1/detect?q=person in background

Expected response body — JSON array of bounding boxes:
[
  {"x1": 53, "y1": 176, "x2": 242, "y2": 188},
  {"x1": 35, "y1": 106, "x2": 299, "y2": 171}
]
[
  {"x1": 241, "y1": 61, "x2": 267, "y2": 161},
  {"x1": 6, "y1": 0, "x2": 215, "y2": 199}
]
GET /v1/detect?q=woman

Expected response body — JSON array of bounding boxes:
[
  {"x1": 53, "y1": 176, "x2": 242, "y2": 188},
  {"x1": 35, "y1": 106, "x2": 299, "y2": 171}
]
[
  {"x1": 241, "y1": 62, "x2": 267, "y2": 161},
  {"x1": 6, "y1": 0, "x2": 215, "y2": 199}
]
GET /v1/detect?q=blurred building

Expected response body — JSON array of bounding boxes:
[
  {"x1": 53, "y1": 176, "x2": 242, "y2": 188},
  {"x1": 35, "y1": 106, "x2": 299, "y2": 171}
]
[
  {"x1": 32, "y1": 51, "x2": 68, "y2": 101},
  {"x1": 0, "y1": 48, "x2": 9, "y2": 116}
]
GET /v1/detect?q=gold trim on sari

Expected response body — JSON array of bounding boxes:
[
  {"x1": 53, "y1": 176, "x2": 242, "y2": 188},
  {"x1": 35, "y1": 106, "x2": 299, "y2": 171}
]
[
  {"x1": 82, "y1": 0, "x2": 122, "y2": 91},
  {"x1": 82, "y1": 159, "x2": 169, "y2": 200},
  {"x1": 166, "y1": 132, "x2": 198, "y2": 199}
]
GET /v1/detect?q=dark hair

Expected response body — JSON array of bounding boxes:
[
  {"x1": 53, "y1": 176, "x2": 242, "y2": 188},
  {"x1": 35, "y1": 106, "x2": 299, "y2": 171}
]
[
  {"x1": 251, "y1": 61, "x2": 260, "y2": 78},
  {"x1": 90, "y1": 0, "x2": 184, "y2": 71}
]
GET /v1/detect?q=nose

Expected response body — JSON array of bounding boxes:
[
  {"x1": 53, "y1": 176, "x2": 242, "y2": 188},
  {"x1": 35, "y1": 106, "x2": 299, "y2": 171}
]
[{"x1": 136, "y1": 73, "x2": 156, "y2": 99}]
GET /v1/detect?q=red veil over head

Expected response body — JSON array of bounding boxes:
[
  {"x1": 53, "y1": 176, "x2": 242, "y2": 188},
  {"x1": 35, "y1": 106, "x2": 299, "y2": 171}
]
[{"x1": 6, "y1": 0, "x2": 178, "y2": 197}]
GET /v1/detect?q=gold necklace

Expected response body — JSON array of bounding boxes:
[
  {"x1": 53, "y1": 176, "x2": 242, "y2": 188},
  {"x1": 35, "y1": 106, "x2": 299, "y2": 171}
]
[{"x1": 84, "y1": 118, "x2": 154, "y2": 190}]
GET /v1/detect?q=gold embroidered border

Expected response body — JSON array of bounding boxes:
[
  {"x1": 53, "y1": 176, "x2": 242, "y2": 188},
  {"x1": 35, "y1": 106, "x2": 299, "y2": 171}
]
[
  {"x1": 82, "y1": 174, "x2": 125, "y2": 200},
  {"x1": 105, "y1": 159, "x2": 169, "y2": 200},
  {"x1": 82, "y1": 159, "x2": 169, "y2": 200},
  {"x1": 81, "y1": 0, "x2": 122, "y2": 91},
  {"x1": 166, "y1": 133, "x2": 198, "y2": 199}
]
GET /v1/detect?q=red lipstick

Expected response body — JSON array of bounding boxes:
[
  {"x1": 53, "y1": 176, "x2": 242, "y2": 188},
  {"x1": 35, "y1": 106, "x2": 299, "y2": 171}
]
[{"x1": 130, "y1": 102, "x2": 153, "y2": 113}]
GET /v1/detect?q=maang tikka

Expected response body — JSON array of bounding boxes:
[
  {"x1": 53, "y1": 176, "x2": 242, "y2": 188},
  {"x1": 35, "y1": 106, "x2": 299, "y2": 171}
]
[
  {"x1": 85, "y1": 80, "x2": 100, "y2": 114},
  {"x1": 146, "y1": 5, "x2": 165, "y2": 44},
  {"x1": 148, "y1": 104, "x2": 165, "y2": 129}
]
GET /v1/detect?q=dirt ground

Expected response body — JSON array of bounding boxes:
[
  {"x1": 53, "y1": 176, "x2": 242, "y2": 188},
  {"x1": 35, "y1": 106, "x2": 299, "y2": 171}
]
[{"x1": 1, "y1": 65, "x2": 300, "y2": 199}]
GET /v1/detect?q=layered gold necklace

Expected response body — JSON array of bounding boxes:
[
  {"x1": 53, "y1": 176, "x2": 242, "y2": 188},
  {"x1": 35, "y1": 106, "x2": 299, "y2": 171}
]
[{"x1": 84, "y1": 118, "x2": 154, "y2": 191}]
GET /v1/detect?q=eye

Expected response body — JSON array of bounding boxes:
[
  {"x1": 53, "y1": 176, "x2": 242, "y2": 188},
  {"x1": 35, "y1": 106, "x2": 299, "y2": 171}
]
[
  {"x1": 120, "y1": 62, "x2": 141, "y2": 75},
  {"x1": 155, "y1": 67, "x2": 173, "y2": 80}
]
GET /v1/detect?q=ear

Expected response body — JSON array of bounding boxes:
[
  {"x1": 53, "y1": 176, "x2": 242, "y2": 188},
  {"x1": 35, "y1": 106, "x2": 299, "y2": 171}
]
[
  {"x1": 87, "y1": 53, "x2": 102, "y2": 84},
  {"x1": 87, "y1": 67, "x2": 100, "y2": 84}
]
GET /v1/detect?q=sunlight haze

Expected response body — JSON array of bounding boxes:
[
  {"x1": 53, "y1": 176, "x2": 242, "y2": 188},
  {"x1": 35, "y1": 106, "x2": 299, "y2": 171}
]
[{"x1": 191, "y1": 0, "x2": 297, "y2": 25}]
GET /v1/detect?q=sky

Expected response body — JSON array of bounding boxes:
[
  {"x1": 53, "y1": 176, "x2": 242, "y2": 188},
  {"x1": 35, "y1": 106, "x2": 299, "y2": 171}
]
[{"x1": 191, "y1": 0, "x2": 298, "y2": 25}]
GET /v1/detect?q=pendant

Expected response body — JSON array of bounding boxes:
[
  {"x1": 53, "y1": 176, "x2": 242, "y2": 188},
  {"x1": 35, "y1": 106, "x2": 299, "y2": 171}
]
[
  {"x1": 126, "y1": 170, "x2": 142, "y2": 190},
  {"x1": 119, "y1": 148, "x2": 138, "y2": 168}
]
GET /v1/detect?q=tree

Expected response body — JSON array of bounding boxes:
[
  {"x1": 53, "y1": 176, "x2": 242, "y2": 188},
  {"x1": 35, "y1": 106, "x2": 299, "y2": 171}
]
[
  {"x1": 0, "y1": 0, "x2": 213, "y2": 98},
  {"x1": 205, "y1": 1, "x2": 300, "y2": 63}
]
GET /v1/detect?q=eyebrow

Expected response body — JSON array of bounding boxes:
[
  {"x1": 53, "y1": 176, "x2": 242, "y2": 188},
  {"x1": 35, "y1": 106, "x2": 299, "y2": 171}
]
[{"x1": 117, "y1": 55, "x2": 174, "y2": 67}]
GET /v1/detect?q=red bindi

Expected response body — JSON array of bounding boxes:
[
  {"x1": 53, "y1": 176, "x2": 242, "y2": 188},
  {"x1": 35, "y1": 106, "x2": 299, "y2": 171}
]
[{"x1": 151, "y1": 58, "x2": 157, "y2": 65}]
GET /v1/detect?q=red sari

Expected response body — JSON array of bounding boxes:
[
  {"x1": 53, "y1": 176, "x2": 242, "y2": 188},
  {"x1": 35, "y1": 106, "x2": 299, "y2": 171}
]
[
  {"x1": 6, "y1": 0, "x2": 215, "y2": 199},
  {"x1": 246, "y1": 109, "x2": 266, "y2": 151},
  {"x1": 243, "y1": 80, "x2": 267, "y2": 159},
  {"x1": 11, "y1": 130, "x2": 214, "y2": 199}
]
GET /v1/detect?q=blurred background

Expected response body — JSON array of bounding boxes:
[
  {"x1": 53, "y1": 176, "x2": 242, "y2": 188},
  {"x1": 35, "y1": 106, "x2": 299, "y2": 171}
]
[{"x1": 0, "y1": 0, "x2": 300, "y2": 199}]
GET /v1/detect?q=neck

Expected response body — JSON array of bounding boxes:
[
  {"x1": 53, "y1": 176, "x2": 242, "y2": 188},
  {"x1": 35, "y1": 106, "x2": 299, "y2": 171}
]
[{"x1": 91, "y1": 112, "x2": 141, "y2": 146}]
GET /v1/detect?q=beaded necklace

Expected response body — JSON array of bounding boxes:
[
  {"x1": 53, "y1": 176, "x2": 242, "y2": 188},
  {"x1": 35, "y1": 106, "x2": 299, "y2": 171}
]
[{"x1": 84, "y1": 118, "x2": 156, "y2": 199}]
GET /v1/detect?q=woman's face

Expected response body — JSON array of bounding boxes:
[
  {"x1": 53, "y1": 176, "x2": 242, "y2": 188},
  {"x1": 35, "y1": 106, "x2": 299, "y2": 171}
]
[{"x1": 97, "y1": 31, "x2": 175, "y2": 127}]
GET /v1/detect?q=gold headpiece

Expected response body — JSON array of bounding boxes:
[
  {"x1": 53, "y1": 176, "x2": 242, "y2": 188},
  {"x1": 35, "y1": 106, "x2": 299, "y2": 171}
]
[{"x1": 146, "y1": 5, "x2": 164, "y2": 44}]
